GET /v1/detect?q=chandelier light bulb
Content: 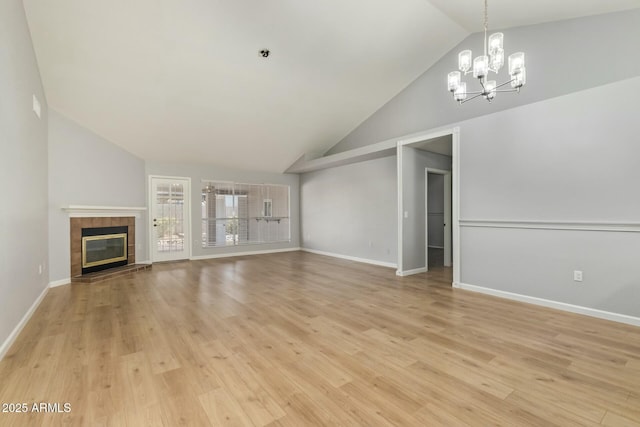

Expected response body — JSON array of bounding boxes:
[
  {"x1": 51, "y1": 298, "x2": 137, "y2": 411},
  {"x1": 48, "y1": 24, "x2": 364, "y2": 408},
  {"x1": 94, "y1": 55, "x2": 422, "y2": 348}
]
[
  {"x1": 488, "y1": 33, "x2": 503, "y2": 55},
  {"x1": 473, "y1": 56, "x2": 489, "y2": 79},
  {"x1": 485, "y1": 80, "x2": 497, "y2": 100},
  {"x1": 454, "y1": 82, "x2": 467, "y2": 102},
  {"x1": 448, "y1": 71, "x2": 461, "y2": 92},
  {"x1": 511, "y1": 67, "x2": 526, "y2": 88},
  {"x1": 489, "y1": 48, "x2": 504, "y2": 72},
  {"x1": 508, "y1": 52, "x2": 525, "y2": 76},
  {"x1": 458, "y1": 50, "x2": 472, "y2": 73}
]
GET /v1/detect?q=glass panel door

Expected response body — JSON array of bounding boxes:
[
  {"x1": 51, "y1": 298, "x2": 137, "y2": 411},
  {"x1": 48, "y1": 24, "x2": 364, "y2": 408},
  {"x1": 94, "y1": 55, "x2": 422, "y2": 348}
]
[{"x1": 151, "y1": 177, "x2": 190, "y2": 262}]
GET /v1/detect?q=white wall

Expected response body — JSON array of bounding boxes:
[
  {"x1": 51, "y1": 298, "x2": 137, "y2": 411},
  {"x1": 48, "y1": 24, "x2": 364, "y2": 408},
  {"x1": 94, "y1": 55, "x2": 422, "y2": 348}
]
[
  {"x1": 48, "y1": 110, "x2": 147, "y2": 282},
  {"x1": 301, "y1": 156, "x2": 397, "y2": 265},
  {"x1": 0, "y1": 0, "x2": 49, "y2": 355},
  {"x1": 146, "y1": 161, "x2": 300, "y2": 258}
]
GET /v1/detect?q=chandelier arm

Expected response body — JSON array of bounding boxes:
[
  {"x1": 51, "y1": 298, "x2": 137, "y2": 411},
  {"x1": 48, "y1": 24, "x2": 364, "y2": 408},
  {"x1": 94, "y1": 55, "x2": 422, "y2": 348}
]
[
  {"x1": 494, "y1": 89, "x2": 521, "y2": 93},
  {"x1": 460, "y1": 90, "x2": 484, "y2": 95},
  {"x1": 495, "y1": 79, "x2": 515, "y2": 89},
  {"x1": 460, "y1": 93, "x2": 485, "y2": 104}
]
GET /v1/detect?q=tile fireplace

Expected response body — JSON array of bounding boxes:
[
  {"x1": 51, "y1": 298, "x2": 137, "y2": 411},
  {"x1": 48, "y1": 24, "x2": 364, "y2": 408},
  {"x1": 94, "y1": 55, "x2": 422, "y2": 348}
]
[{"x1": 70, "y1": 217, "x2": 135, "y2": 278}]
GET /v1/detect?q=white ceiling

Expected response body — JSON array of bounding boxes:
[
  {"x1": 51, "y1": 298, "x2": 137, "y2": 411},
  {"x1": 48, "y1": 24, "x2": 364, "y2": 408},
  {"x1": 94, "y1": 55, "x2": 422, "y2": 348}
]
[{"x1": 23, "y1": 0, "x2": 640, "y2": 173}]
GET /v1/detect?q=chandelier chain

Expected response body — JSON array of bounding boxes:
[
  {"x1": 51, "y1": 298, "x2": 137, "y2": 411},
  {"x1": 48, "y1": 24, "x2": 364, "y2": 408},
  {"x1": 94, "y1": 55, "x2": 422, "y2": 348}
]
[
  {"x1": 483, "y1": 0, "x2": 488, "y2": 57},
  {"x1": 484, "y1": 0, "x2": 488, "y2": 31}
]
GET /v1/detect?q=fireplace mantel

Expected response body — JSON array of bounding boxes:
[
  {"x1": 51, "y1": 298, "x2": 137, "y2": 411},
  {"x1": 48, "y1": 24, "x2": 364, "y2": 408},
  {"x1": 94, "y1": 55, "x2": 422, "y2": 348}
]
[{"x1": 62, "y1": 205, "x2": 146, "y2": 218}]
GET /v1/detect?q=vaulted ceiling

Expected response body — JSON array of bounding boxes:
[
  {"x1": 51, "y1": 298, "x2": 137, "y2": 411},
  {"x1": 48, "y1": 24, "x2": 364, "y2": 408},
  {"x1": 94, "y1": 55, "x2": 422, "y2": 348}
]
[{"x1": 23, "y1": 0, "x2": 640, "y2": 172}]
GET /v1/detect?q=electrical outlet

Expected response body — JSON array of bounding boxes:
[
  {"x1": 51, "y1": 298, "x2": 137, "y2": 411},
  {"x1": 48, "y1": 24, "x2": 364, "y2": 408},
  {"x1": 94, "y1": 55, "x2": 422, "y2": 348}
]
[
  {"x1": 573, "y1": 270, "x2": 583, "y2": 282},
  {"x1": 38, "y1": 264, "x2": 42, "y2": 275},
  {"x1": 404, "y1": 211, "x2": 409, "y2": 219},
  {"x1": 368, "y1": 240, "x2": 373, "y2": 248}
]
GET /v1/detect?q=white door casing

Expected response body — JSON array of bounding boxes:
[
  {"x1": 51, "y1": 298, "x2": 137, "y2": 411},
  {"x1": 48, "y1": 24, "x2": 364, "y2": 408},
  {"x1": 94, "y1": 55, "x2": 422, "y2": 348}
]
[{"x1": 397, "y1": 127, "x2": 460, "y2": 283}]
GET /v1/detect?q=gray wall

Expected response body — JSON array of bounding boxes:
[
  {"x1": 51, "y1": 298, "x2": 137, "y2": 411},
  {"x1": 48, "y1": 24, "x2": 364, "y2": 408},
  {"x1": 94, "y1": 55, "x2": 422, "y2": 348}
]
[
  {"x1": 427, "y1": 173, "x2": 445, "y2": 248},
  {"x1": 0, "y1": 0, "x2": 49, "y2": 351},
  {"x1": 145, "y1": 161, "x2": 300, "y2": 258},
  {"x1": 458, "y1": 80, "x2": 640, "y2": 220},
  {"x1": 301, "y1": 156, "x2": 397, "y2": 265},
  {"x1": 327, "y1": 9, "x2": 640, "y2": 155},
  {"x1": 48, "y1": 110, "x2": 146, "y2": 282},
  {"x1": 401, "y1": 148, "x2": 451, "y2": 271},
  {"x1": 300, "y1": 149, "x2": 450, "y2": 269},
  {"x1": 459, "y1": 76, "x2": 640, "y2": 317}
]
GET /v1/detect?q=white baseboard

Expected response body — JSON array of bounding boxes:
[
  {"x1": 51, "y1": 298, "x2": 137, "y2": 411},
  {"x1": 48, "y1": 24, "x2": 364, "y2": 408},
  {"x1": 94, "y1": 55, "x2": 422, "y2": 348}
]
[
  {"x1": 136, "y1": 260, "x2": 152, "y2": 265},
  {"x1": 301, "y1": 248, "x2": 396, "y2": 269},
  {"x1": 453, "y1": 282, "x2": 640, "y2": 327},
  {"x1": 191, "y1": 247, "x2": 301, "y2": 261},
  {"x1": 396, "y1": 267, "x2": 428, "y2": 277},
  {"x1": 49, "y1": 278, "x2": 71, "y2": 288},
  {"x1": 0, "y1": 285, "x2": 49, "y2": 361}
]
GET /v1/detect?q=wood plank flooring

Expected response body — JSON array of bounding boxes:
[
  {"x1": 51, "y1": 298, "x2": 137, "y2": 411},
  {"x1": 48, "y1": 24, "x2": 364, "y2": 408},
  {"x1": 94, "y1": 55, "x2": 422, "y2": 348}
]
[{"x1": 0, "y1": 251, "x2": 639, "y2": 426}]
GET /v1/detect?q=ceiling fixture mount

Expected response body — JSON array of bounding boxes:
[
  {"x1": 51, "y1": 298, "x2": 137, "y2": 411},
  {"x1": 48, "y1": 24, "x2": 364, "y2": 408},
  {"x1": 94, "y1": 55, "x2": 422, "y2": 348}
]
[
  {"x1": 259, "y1": 49, "x2": 270, "y2": 58},
  {"x1": 447, "y1": 0, "x2": 526, "y2": 104}
]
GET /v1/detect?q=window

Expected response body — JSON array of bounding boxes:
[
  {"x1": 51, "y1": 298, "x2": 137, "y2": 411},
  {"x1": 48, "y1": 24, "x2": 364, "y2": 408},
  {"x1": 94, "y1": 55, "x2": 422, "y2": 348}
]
[
  {"x1": 263, "y1": 199, "x2": 272, "y2": 217},
  {"x1": 201, "y1": 181, "x2": 290, "y2": 247}
]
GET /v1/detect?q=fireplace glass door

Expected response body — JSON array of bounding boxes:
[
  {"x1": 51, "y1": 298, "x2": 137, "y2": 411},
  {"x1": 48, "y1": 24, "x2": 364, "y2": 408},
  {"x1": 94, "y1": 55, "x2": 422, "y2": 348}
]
[{"x1": 83, "y1": 233, "x2": 128, "y2": 268}]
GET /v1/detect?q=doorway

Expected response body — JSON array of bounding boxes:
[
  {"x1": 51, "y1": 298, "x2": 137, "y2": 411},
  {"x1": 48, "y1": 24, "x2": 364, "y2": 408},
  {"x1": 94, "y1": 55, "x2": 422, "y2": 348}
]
[
  {"x1": 425, "y1": 169, "x2": 452, "y2": 269},
  {"x1": 149, "y1": 176, "x2": 191, "y2": 262},
  {"x1": 396, "y1": 127, "x2": 460, "y2": 284}
]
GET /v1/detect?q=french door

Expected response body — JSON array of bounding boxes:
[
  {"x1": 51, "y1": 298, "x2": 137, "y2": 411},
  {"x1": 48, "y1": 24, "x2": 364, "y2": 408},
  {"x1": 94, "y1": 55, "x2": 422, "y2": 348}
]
[{"x1": 150, "y1": 177, "x2": 191, "y2": 262}]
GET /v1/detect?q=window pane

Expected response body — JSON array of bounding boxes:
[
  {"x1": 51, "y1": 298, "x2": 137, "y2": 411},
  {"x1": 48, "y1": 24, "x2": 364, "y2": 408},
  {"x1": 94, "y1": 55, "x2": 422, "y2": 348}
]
[
  {"x1": 156, "y1": 183, "x2": 185, "y2": 253},
  {"x1": 201, "y1": 181, "x2": 290, "y2": 247}
]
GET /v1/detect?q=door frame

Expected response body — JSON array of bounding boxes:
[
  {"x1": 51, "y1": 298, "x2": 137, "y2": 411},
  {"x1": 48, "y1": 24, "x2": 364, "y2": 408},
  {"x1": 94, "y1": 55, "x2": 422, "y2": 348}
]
[
  {"x1": 148, "y1": 175, "x2": 192, "y2": 262},
  {"x1": 425, "y1": 168, "x2": 452, "y2": 270},
  {"x1": 397, "y1": 127, "x2": 460, "y2": 285}
]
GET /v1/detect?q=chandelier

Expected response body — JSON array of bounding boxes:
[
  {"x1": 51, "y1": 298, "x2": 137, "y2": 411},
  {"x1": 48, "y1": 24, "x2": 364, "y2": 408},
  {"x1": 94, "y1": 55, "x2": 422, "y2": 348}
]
[{"x1": 447, "y1": 0, "x2": 526, "y2": 104}]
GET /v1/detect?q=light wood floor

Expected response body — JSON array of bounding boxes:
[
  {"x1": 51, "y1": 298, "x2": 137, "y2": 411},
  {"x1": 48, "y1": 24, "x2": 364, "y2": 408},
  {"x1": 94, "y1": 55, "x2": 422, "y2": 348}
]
[{"x1": 1, "y1": 252, "x2": 639, "y2": 426}]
